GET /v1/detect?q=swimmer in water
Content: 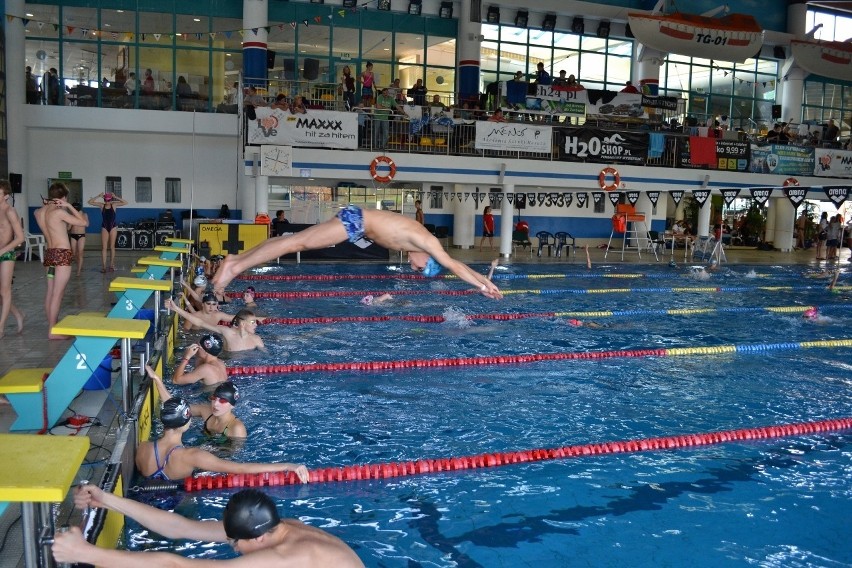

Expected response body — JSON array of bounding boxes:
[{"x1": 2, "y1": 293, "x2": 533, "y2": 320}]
[{"x1": 802, "y1": 307, "x2": 819, "y2": 320}]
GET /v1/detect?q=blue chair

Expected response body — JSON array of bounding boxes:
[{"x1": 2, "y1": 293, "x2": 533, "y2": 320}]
[
  {"x1": 536, "y1": 231, "x2": 555, "y2": 257},
  {"x1": 554, "y1": 231, "x2": 576, "y2": 258}
]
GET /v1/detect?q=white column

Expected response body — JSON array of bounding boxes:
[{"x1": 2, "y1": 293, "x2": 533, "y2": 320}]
[
  {"x1": 773, "y1": 197, "x2": 796, "y2": 252},
  {"x1": 697, "y1": 197, "x2": 712, "y2": 238},
  {"x1": 6, "y1": 0, "x2": 28, "y2": 229},
  {"x1": 456, "y1": 0, "x2": 481, "y2": 103},
  {"x1": 764, "y1": 198, "x2": 777, "y2": 245},
  {"x1": 452, "y1": 185, "x2": 476, "y2": 249},
  {"x1": 500, "y1": 184, "x2": 515, "y2": 258},
  {"x1": 255, "y1": 175, "x2": 269, "y2": 221},
  {"x1": 637, "y1": 56, "x2": 663, "y2": 96}
]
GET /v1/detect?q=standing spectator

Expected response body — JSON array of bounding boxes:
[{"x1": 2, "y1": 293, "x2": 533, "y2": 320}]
[
  {"x1": 387, "y1": 78, "x2": 402, "y2": 100},
  {"x1": 825, "y1": 214, "x2": 842, "y2": 261},
  {"x1": 479, "y1": 205, "x2": 495, "y2": 251},
  {"x1": 124, "y1": 72, "x2": 137, "y2": 95},
  {"x1": 218, "y1": 204, "x2": 232, "y2": 219},
  {"x1": 25, "y1": 66, "x2": 40, "y2": 104},
  {"x1": 142, "y1": 68, "x2": 155, "y2": 94},
  {"x1": 534, "y1": 62, "x2": 551, "y2": 86},
  {"x1": 409, "y1": 78, "x2": 427, "y2": 106},
  {"x1": 553, "y1": 70, "x2": 568, "y2": 87},
  {"x1": 373, "y1": 87, "x2": 396, "y2": 150},
  {"x1": 175, "y1": 75, "x2": 193, "y2": 109},
  {"x1": 414, "y1": 200, "x2": 424, "y2": 225},
  {"x1": 87, "y1": 191, "x2": 127, "y2": 273},
  {"x1": 815, "y1": 211, "x2": 828, "y2": 260},
  {"x1": 360, "y1": 61, "x2": 375, "y2": 105},
  {"x1": 340, "y1": 65, "x2": 356, "y2": 110},
  {"x1": 621, "y1": 80, "x2": 640, "y2": 93},
  {"x1": 0, "y1": 180, "x2": 25, "y2": 338},
  {"x1": 45, "y1": 68, "x2": 60, "y2": 105},
  {"x1": 824, "y1": 119, "x2": 839, "y2": 146}
]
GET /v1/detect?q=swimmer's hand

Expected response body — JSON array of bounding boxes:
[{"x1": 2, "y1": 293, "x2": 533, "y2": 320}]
[
  {"x1": 284, "y1": 463, "x2": 310, "y2": 484},
  {"x1": 52, "y1": 526, "x2": 90, "y2": 565},
  {"x1": 479, "y1": 281, "x2": 503, "y2": 300},
  {"x1": 144, "y1": 364, "x2": 161, "y2": 382},
  {"x1": 183, "y1": 344, "x2": 200, "y2": 360},
  {"x1": 73, "y1": 483, "x2": 107, "y2": 511}
]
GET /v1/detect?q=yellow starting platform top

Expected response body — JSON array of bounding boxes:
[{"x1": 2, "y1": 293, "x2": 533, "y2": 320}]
[
  {"x1": 0, "y1": 368, "x2": 52, "y2": 394},
  {"x1": 52, "y1": 315, "x2": 150, "y2": 339},
  {"x1": 137, "y1": 256, "x2": 182, "y2": 268},
  {"x1": 0, "y1": 434, "x2": 89, "y2": 502},
  {"x1": 130, "y1": 266, "x2": 147, "y2": 273},
  {"x1": 166, "y1": 237, "x2": 193, "y2": 245},
  {"x1": 154, "y1": 245, "x2": 190, "y2": 254},
  {"x1": 109, "y1": 276, "x2": 172, "y2": 292}
]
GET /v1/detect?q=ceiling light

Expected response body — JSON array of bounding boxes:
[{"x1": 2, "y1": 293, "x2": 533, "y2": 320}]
[
  {"x1": 26, "y1": 13, "x2": 34, "y2": 17},
  {"x1": 193, "y1": 18, "x2": 201, "y2": 22}
]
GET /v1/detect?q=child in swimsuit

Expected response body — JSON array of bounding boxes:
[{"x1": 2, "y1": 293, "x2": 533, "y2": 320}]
[{"x1": 192, "y1": 382, "x2": 247, "y2": 442}]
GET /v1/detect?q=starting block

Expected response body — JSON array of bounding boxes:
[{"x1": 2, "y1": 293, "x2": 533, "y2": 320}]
[{"x1": 0, "y1": 368, "x2": 52, "y2": 431}]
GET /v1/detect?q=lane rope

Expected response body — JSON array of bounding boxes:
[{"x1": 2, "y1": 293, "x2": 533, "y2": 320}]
[
  {"x1": 258, "y1": 304, "x2": 847, "y2": 326},
  {"x1": 236, "y1": 272, "x2": 774, "y2": 282},
  {"x1": 227, "y1": 338, "x2": 852, "y2": 377},
  {"x1": 181, "y1": 417, "x2": 852, "y2": 491}
]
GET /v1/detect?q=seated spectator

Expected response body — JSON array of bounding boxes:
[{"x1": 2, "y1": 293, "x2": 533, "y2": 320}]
[
  {"x1": 488, "y1": 108, "x2": 507, "y2": 122},
  {"x1": 270, "y1": 94, "x2": 289, "y2": 111},
  {"x1": 289, "y1": 95, "x2": 307, "y2": 114},
  {"x1": 766, "y1": 123, "x2": 788, "y2": 143},
  {"x1": 621, "y1": 80, "x2": 640, "y2": 93},
  {"x1": 271, "y1": 209, "x2": 290, "y2": 236},
  {"x1": 553, "y1": 70, "x2": 568, "y2": 87},
  {"x1": 430, "y1": 94, "x2": 448, "y2": 111}
]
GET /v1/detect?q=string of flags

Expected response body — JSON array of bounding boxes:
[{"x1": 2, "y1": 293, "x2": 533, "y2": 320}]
[{"x1": 7, "y1": 1, "x2": 384, "y2": 42}]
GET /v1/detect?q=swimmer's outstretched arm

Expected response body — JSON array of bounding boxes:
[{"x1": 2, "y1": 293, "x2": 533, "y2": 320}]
[
  {"x1": 487, "y1": 258, "x2": 499, "y2": 281},
  {"x1": 213, "y1": 219, "x2": 349, "y2": 294}
]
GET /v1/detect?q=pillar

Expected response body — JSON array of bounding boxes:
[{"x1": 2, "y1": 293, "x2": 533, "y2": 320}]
[
  {"x1": 243, "y1": 0, "x2": 269, "y2": 86},
  {"x1": 452, "y1": 185, "x2": 476, "y2": 249},
  {"x1": 456, "y1": 0, "x2": 481, "y2": 104},
  {"x1": 697, "y1": 196, "x2": 712, "y2": 238},
  {"x1": 772, "y1": 197, "x2": 795, "y2": 252},
  {"x1": 255, "y1": 175, "x2": 269, "y2": 220},
  {"x1": 764, "y1": 198, "x2": 777, "y2": 245},
  {"x1": 500, "y1": 184, "x2": 515, "y2": 258},
  {"x1": 6, "y1": 0, "x2": 28, "y2": 229},
  {"x1": 637, "y1": 55, "x2": 663, "y2": 96}
]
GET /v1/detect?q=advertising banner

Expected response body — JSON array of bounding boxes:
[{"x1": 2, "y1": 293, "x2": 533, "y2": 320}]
[
  {"x1": 475, "y1": 122, "x2": 552, "y2": 153},
  {"x1": 749, "y1": 144, "x2": 814, "y2": 176},
  {"x1": 247, "y1": 108, "x2": 359, "y2": 149},
  {"x1": 562, "y1": 127, "x2": 648, "y2": 164},
  {"x1": 813, "y1": 148, "x2": 852, "y2": 178}
]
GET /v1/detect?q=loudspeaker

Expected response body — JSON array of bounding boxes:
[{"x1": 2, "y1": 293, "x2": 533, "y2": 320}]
[
  {"x1": 281, "y1": 59, "x2": 296, "y2": 80},
  {"x1": 771, "y1": 104, "x2": 782, "y2": 119},
  {"x1": 116, "y1": 227, "x2": 133, "y2": 250},
  {"x1": 625, "y1": 23, "x2": 633, "y2": 38},
  {"x1": 515, "y1": 193, "x2": 526, "y2": 209},
  {"x1": 266, "y1": 50, "x2": 276, "y2": 69},
  {"x1": 9, "y1": 173, "x2": 22, "y2": 193},
  {"x1": 303, "y1": 58, "x2": 319, "y2": 81},
  {"x1": 773, "y1": 46, "x2": 786, "y2": 59}
]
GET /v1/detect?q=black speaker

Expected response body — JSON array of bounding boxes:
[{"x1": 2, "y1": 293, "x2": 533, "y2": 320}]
[
  {"x1": 303, "y1": 58, "x2": 319, "y2": 81},
  {"x1": 773, "y1": 46, "x2": 786, "y2": 59},
  {"x1": 771, "y1": 104, "x2": 782, "y2": 119},
  {"x1": 281, "y1": 59, "x2": 296, "y2": 80},
  {"x1": 515, "y1": 193, "x2": 526, "y2": 209},
  {"x1": 9, "y1": 173, "x2": 22, "y2": 193},
  {"x1": 266, "y1": 50, "x2": 276, "y2": 69}
]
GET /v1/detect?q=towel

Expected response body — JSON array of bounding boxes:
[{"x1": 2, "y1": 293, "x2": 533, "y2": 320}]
[
  {"x1": 690, "y1": 136, "x2": 717, "y2": 166},
  {"x1": 648, "y1": 132, "x2": 666, "y2": 158}
]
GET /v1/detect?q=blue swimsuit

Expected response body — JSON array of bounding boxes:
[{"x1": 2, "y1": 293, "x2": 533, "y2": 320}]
[
  {"x1": 337, "y1": 205, "x2": 373, "y2": 249},
  {"x1": 148, "y1": 442, "x2": 184, "y2": 480}
]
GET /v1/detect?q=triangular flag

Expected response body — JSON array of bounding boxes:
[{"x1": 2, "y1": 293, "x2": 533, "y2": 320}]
[
  {"x1": 210, "y1": 32, "x2": 217, "y2": 39},
  {"x1": 252, "y1": 27, "x2": 258, "y2": 35},
  {"x1": 53, "y1": 24, "x2": 59, "y2": 31},
  {"x1": 290, "y1": 22, "x2": 297, "y2": 29},
  {"x1": 314, "y1": 16, "x2": 322, "y2": 23},
  {"x1": 38, "y1": 22, "x2": 44, "y2": 30},
  {"x1": 265, "y1": 26, "x2": 271, "y2": 33},
  {"x1": 153, "y1": 33, "x2": 161, "y2": 41},
  {"x1": 6, "y1": 16, "x2": 14, "y2": 23},
  {"x1": 22, "y1": 18, "x2": 30, "y2": 26},
  {"x1": 112, "y1": 32, "x2": 117, "y2": 40},
  {"x1": 302, "y1": 19, "x2": 309, "y2": 27},
  {"x1": 81, "y1": 27, "x2": 89, "y2": 36},
  {"x1": 140, "y1": 33, "x2": 146, "y2": 41},
  {"x1": 66, "y1": 26, "x2": 75, "y2": 34},
  {"x1": 225, "y1": 31, "x2": 232, "y2": 39}
]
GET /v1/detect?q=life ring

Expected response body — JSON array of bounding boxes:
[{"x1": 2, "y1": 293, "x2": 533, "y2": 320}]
[
  {"x1": 599, "y1": 167, "x2": 620, "y2": 191},
  {"x1": 370, "y1": 156, "x2": 396, "y2": 184},
  {"x1": 783, "y1": 177, "x2": 799, "y2": 187}
]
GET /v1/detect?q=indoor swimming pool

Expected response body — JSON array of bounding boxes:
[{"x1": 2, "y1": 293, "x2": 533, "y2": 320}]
[{"x1": 131, "y1": 262, "x2": 852, "y2": 567}]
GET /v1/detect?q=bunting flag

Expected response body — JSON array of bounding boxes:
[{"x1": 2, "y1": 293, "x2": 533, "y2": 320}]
[
  {"x1": 66, "y1": 26, "x2": 75, "y2": 35},
  {"x1": 210, "y1": 32, "x2": 217, "y2": 39},
  {"x1": 37, "y1": 21, "x2": 44, "y2": 30},
  {"x1": 626, "y1": 191, "x2": 639, "y2": 206},
  {"x1": 564, "y1": 193, "x2": 573, "y2": 207},
  {"x1": 314, "y1": 16, "x2": 322, "y2": 24},
  {"x1": 647, "y1": 191, "x2": 660, "y2": 207},
  {"x1": 823, "y1": 185, "x2": 849, "y2": 207},
  {"x1": 692, "y1": 189, "x2": 711, "y2": 207},
  {"x1": 339, "y1": 10, "x2": 347, "y2": 16},
  {"x1": 302, "y1": 20, "x2": 309, "y2": 27},
  {"x1": 443, "y1": 192, "x2": 449, "y2": 201},
  {"x1": 251, "y1": 27, "x2": 258, "y2": 35},
  {"x1": 608, "y1": 192, "x2": 621, "y2": 208},
  {"x1": 527, "y1": 192, "x2": 536, "y2": 207},
  {"x1": 290, "y1": 22, "x2": 297, "y2": 29},
  {"x1": 21, "y1": 18, "x2": 29, "y2": 26},
  {"x1": 749, "y1": 187, "x2": 772, "y2": 205},
  {"x1": 555, "y1": 194, "x2": 565, "y2": 207},
  {"x1": 456, "y1": 192, "x2": 462, "y2": 201},
  {"x1": 720, "y1": 188, "x2": 740, "y2": 207},
  {"x1": 81, "y1": 28, "x2": 89, "y2": 36},
  {"x1": 670, "y1": 190, "x2": 684, "y2": 206},
  {"x1": 472, "y1": 192, "x2": 481, "y2": 207},
  {"x1": 538, "y1": 193, "x2": 548, "y2": 206},
  {"x1": 153, "y1": 33, "x2": 161, "y2": 41},
  {"x1": 577, "y1": 192, "x2": 588, "y2": 208},
  {"x1": 506, "y1": 193, "x2": 514, "y2": 204},
  {"x1": 592, "y1": 192, "x2": 604, "y2": 206},
  {"x1": 785, "y1": 187, "x2": 807, "y2": 207},
  {"x1": 494, "y1": 192, "x2": 504, "y2": 206},
  {"x1": 464, "y1": 192, "x2": 470, "y2": 202}
]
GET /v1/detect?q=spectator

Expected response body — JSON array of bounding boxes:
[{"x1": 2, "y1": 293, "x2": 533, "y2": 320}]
[
  {"x1": 25, "y1": 66, "x2": 40, "y2": 104},
  {"x1": 270, "y1": 93, "x2": 289, "y2": 111},
  {"x1": 289, "y1": 95, "x2": 307, "y2": 114},
  {"x1": 824, "y1": 119, "x2": 839, "y2": 146},
  {"x1": 45, "y1": 68, "x2": 60, "y2": 105},
  {"x1": 224, "y1": 81, "x2": 238, "y2": 104},
  {"x1": 621, "y1": 80, "x2": 640, "y2": 93},
  {"x1": 243, "y1": 85, "x2": 266, "y2": 119},
  {"x1": 409, "y1": 78, "x2": 427, "y2": 106},
  {"x1": 272, "y1": 210, "x2": 290, "y2": 236},
  {"x1": 142, "y1": 68, "x2": 155, "y2": 94},
  {"x1": 553, "y1": 70, "x2": 568, "y2": 87},
  {"x1": 340, "y1": 65, "x2": 356, "y2": 110},
  {"x1": 488, "y1": 108, "x2": 507, "y2": 122},
  {"x1": 373, "y1": 87, "x2": 397, "y2": 150},
  {"x1": 534, "y1": 62, "x2": 551, "y2": 86},
  {"x1": 430, "y1": 94, "x2": 448, "y2": 111},
  {"x1": 360, "y1": 61, "x2": 375, "y2": 105},
  {"x1": 387, "y1": 78, "x2": 402, "y2": 100},
  {"x1": 218, "y1": 204, "x2": 232, "y2": 219},
  {"x1": 414, "y1": 200, "x2": 424, "y2": 225},
  {"x1": 176, "y1": 75, "x2": 192, "y2": 109},
  {"x1": 124, "y1": 72, "x2": 137, "y2": 96}
]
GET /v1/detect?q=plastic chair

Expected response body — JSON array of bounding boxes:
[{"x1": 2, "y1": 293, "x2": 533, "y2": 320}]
[
  {"x1": 554, "y1": 231, "x2": 576, "y2": 258},
  {"x1": 648, "y1": 231, "x2": 666, "y2": 255},
  {"x1": 24, "y1": 233, "x2": 46, "y2": 261},
  {"x1": 512, "y1": 230, "x2": 532, "y2": 256},
  {"x1": 536, "y1": 231, "x2": 555, "y2": 257}
]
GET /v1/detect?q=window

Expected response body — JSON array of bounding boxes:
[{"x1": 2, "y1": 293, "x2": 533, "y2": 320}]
[
  {"x1": 136, "y1": 177, "x2": 152, "y2": 203},
  {"x1": 105, "y1": 176, "x2": 122, "y2": 198},
  {"x1": 165, "y1": 178, "x2": 181, "y2": 203},
  {"x1": 429, "y1": 185, "x2": 444, "y2": 209}
]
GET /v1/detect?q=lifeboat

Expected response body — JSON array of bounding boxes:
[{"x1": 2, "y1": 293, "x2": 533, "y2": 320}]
[
  {"x1": 790, "y1": 39, "x2": 852, "y2": 82},
  {"x1": 627, "y1": 12, "x2": 764, "y2": 62}
]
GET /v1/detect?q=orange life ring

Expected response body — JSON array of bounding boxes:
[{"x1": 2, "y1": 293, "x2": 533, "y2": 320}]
[
  {"x1": 783, "y1": 177, "x2": 799, "y2": 187},
  {"x1": 599, "y1": 167, "x2": 620, "y2": 191},
  {"x1": 370, "y1": 156, "x2": 397, "y2": 184}
]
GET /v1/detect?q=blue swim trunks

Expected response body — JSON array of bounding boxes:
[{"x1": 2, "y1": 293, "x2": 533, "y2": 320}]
[{"x1": 337, "y1": 205, "x2": 373, "y2": 248}]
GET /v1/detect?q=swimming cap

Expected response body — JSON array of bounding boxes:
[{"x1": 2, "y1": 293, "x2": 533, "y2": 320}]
[
  {"x1": 202, "y1": 292, "x2": 217, "y2": 304},
  {"x1": 213, "y1": 381, "x2": 239, "y2": 405},
  {"x1": 360, "y1": 295, "x2": 374, "y2": 306},
  {"x1": 803, "y1": 307, "x2": 818, "y2": 319},
  {"x1": 194, "y1": 275, "x2": 208, "y2": 287},
  {"x1": 245, "y1": 286, "x2": 255, "y2": 294},
  {"x1": 421, "y1": 256, "x2": 443, "y2": 278},
  {"x1": 223, "y1": 490, "x2": 281, "y2": 540},
  {"x1": 200, "y1": 333, "x2": 224, "y2": 356},
  {"x1": 160, "y1": 397, "x2": 191, "y2": 429},
  {"x1": 668, "y1": 260, "x2": 677, "y2": 268},
  {"x1": 103, "y1": 193, "x2": 113, "y2": 202},
  {"x1": 195, "y1": 266, "x2": 206, "y2": 276}
]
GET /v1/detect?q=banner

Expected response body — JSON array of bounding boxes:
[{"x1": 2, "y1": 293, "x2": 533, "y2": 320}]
[
  {"x1": 692, "y1": 189, "x2": 711, "y2": 207},
  {"x1": 720, "y1": 188, "x2": 740, "y2": 207},
  {"x1": 562, "y1": 127, "x2": 648, "y2": 165},
  {"x1": 680, "y1": 138, "x2": 750, "y2": 171},
  {"x1": 247, "y1": 108, "x2": 358, "y2": 149},
  {"x1": 749, "y1": 187, "x2": 773, "y2": 205},
  {"x1": 785, "y1": 187, "x2": 807, "y2": 207},
  {"x1": 823, "y1": 185, "x2": 850, "y2": 207},
  {"x1": 749, "y1": 144, "x2": 814, "y2": 176},
  {"x1": 498, "y1": 83, "x2": 680, "y2": 119},
  {"x1": 475, "y1": 121, "x2": 552, "y2": 153},
  {"x1": 814, "y1": 148, "x2": 852, "y2": 178}
]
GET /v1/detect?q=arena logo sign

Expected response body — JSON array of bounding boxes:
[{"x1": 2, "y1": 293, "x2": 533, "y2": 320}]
[
  {"x1": 785, "y1": 187, "x2": 807, "y2": 207},
  {"x1": 749, "y1": 187, "x2": 773, "y2": 205},
  {"x1": 823, "y1": 185, "x2": 850, "y2": 207}
]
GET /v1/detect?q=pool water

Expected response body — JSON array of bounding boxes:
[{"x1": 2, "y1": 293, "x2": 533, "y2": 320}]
[{"x1": 132, "y1": 262, "x2": 852, "y2": 567}]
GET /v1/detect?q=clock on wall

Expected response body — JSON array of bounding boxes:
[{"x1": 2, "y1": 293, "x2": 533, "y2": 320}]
[{"x1": 259, "y1": 145, "x2": 292, "y2": 177}]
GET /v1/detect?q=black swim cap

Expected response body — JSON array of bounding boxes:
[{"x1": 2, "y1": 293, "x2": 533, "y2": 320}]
[
  {"x1": 160, "y1": 397, "x2": 191, "y2": 429},
  {"x1": 202, "y1": 292, "x2": 217, "y2": 304},
  {"x1": 200, "y1": 333, "x2": 223, "y2": 356},
  {"x1": 223, "y1": 489, "x2": 280, "y2": 540},
  {"x1": 213, "y1": 381, "x2": 239, "y2": 405}
]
